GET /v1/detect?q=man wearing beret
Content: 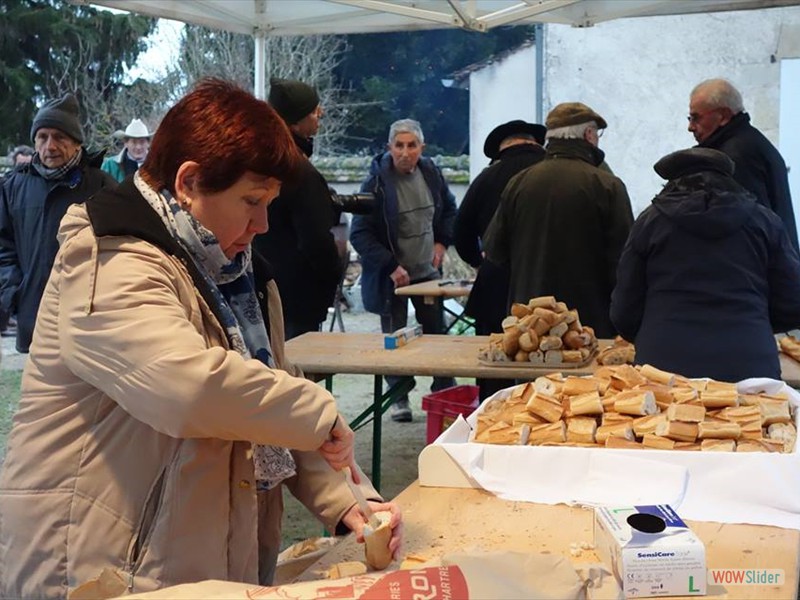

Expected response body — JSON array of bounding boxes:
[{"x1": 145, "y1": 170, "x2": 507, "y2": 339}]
[
  {"x1": 688, "y1": 78, "x2": 797, "y2": 252},
  {"x1": 253, "y1": 78, "x2": 342, "y2": 339},
  {"x1": 455, "y1": 120, "x2": 547, "y2": 399},
  {"x1": 611, "y1": 147, "x2": 800, "y2": 381},
  {"x1": 484, "y1": 102, "x2": 633, "y2": 339},
  {"x1": 0, "y1": 93, "x2": 116, "y2": 353}
]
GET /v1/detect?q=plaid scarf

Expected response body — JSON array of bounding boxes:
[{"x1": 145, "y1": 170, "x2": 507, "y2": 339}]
[
  {"x1": 134, "y1": 172, "x2": 296, "y2": 489},
  {"x1": 31, "y1": 148, "x2": 83, "y2": 181}
]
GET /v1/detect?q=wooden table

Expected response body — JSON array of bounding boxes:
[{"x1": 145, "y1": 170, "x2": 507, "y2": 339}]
[
  {"x1": 294, "y1": 482, "x2": 800, "y2": 599},
  {"x1": 394, "y1": 279, "x2": 474, "y2": 333},
  {"x1": 286, "y1": 332, "x2": 800, "y2": 489}
]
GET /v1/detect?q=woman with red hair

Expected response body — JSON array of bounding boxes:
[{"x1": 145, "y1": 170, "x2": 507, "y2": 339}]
[{"x1": 0, "y1": 79, "x2": 402, "y2": 598}]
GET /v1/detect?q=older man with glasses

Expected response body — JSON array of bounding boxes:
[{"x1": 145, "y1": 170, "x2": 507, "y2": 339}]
[{"x1": 688, "y1": 78, "x2": 797, "y2": 251}]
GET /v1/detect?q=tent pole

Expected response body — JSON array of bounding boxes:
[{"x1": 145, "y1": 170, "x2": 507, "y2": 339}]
[
  {"x1": 254, "y1": 30, "x2": 266, "y2": 99},
  {"x1": 535, "y1": 23, "x2": 545, "y2": 123}
]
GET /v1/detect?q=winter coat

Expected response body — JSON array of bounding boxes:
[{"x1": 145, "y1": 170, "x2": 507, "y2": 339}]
[
  {"x1": 610, "y1": 171, "x2": 800, "y2": 382},
  {"x1": 699, "y1": 112, "x2": 798, "y2": 251},
  {"x1": 252, "y1": 133, "x2": 341, "y2": 335},
  {"x1": 0, "y1": 178, "x2": 378, "y2": 599},
  {"x1": 0, "y1": 150, "x2": 116, "y2": 352},
  {"x1": 455, "y1": 143, "x2": 546, "y2": 334},
  {"x1": 350, "y1": 153, "x2": 457, "y2": 316},
  {"x1": 101, "y1": 148, "x2": 140, "y2": 183},
  {"x1": 484, "y1": 138, "x2": 634, "y2": 338}
]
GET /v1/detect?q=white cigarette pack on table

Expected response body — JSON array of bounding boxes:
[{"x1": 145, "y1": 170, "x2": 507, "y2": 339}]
[{"x1": 594, "y1": 504, "x2": 706, "y2": 598}]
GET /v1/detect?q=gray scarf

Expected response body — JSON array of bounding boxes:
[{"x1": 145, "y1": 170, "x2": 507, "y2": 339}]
[{"x1": 31, "y1": 148, "x2": 83, "y2": 181}]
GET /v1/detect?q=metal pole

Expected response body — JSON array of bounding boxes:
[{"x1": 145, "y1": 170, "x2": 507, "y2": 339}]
[
  {"x1": 254, "y1": 30, "x2": 266, "y2": 99},
  {"x1": 535, "y1": 23, "x2": 545, "y2": 123}
]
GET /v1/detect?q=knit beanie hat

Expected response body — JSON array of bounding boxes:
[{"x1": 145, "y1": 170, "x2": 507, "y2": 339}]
[
  {"x1": 30, "y1": 93, "x2": 84, "y2": 143},
  {"x1": 268, "y1": 78, "x2": 320, "y2": 125}
]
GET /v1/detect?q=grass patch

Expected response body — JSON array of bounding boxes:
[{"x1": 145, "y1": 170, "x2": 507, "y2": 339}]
[{"x1": 0, "y1": 370, "x2": 22, "y2": 460}]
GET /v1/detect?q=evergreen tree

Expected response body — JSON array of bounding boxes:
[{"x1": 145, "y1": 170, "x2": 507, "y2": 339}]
[
  {"x1": 0, "y1": 0, "x2": 154, "y2": 151},
  {"x1": 337, "y1": 26, "x2": 536, "y2": 155}
]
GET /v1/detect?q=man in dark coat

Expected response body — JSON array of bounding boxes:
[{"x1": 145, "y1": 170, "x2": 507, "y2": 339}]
[
  {"x1": 455, "y1": 119, "x2": 546, "y2": 400},
  {"x1": 253, "y1": 78, "x2": 342, "y2": 339},
  {"x1": 611, "y1": 148, "x2": 800, "y2": 382},
  {"x1": 0, "y1": 93, "x2": 116, "y2": 352},
  {"x1": 484, "y1": 103, "x2": 633, "y2": 339},
  {"x1": 350, "y1": 119, "x2": 457, "y2": 422},
  {"x1": 689, "y1": 78, "x2": 797, "y2": 252}
]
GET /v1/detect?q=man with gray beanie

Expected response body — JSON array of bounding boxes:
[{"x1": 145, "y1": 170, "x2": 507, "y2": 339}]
[
  {"x1": 0, "y1": 92, "x2": 116, "y2": 352},
  {"x1": 484, "y1": 102, "x2": 633, "y2": 338},
  {"x1": 253, "y1": 78, "x2": 343, "y2": 339}
]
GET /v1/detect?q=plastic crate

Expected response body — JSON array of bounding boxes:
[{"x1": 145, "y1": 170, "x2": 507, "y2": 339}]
[{"x1": 421, "y1": 384, "x2": 480, "y2": 445}]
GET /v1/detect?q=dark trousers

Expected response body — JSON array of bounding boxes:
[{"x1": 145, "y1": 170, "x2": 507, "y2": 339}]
[
  {"x1": 380, "y1": 285, "x2": 456, "y2": 402},
  {"x1": 284, "y1": 317, "x2": 322, "y2": 341}
]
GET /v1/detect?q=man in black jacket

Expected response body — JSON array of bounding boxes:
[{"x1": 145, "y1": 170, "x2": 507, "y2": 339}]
[
  {"x1": 0, "y1": 93, "x2": 116, "y2": 352},
  {"x1": 253, "y1": 78, "x2": 342, "y2": 339},
  {"x1": 455, "y1": 120, "x2": 546, "y2": 399},
  {"x1": 611, "y1": 148, "x2": 800, "y2": 382},
  {"x1": 689, "y1": 78, "x2": 797, "y2": 251}
]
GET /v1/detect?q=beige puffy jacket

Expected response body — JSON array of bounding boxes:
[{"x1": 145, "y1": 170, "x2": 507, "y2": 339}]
[{"x1": 0, "y1": 192, "x2": 376, "y2": 599}]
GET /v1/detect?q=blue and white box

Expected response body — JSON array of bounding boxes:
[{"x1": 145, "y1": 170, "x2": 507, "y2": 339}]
[{"x1": 594, "y1": 504, "x2": 706, "y2": 598}]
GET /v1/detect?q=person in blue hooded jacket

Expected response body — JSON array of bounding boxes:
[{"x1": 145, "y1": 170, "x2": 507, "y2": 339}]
[
  {"x1": 610, "y1": 147, "x2": 800, "y2": 382},
  {"x1": 350, "y1": 119, "x2": 457, "y2": 422}
]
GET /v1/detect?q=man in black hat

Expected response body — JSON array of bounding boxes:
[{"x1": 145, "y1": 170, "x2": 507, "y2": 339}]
[
  {"x1": 454, "y1": 119, "x2": 546, "y2": 399},
  {"x1": 253, "y1": 78, "x2": 343, "y2": 339},
  {"x1": 0, "y1": 92, "x2": 116, "y2": 352},
  {"x1": 484, "y1": 102, "x2": 633, "y2": 339}
]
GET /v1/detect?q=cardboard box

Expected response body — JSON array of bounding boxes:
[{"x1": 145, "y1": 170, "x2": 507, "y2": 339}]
[
  {"x1": 594, "y1": 504, "x2": 706, "y2": 598},
  {"x1": 384, "y1": 325, "x2": 422, "y2": 349}
]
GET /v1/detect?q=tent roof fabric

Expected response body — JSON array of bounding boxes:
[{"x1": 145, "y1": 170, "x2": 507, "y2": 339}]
[{"x1": 76, "y1": 0, "x2": 800, "y2": 35}]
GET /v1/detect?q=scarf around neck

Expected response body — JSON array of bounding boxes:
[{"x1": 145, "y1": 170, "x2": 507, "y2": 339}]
[
  {"x1": 134, "y1": 172, "x2": 296, "y2": 489},
  {"x1": 32, "y1": 147, "x2": 83, "y2": 181}
]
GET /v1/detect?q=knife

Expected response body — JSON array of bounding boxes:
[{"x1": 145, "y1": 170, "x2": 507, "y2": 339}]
[{"x1": 343, "y1": 467, "x2": 381, "y2": 530}]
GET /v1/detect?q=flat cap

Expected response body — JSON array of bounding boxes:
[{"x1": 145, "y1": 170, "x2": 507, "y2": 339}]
[{"x1": 545, "y1": 102, "x2": 607, "y2": 130}]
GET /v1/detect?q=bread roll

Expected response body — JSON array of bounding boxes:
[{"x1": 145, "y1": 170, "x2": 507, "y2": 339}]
[{"x1": 364, "y1": 511, "x2": 393, "y2": 570}]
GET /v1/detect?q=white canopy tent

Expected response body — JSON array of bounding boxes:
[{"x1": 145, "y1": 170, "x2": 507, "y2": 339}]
[{"x1": 76, "y1": 0, "x2": 800, "y2": 97}]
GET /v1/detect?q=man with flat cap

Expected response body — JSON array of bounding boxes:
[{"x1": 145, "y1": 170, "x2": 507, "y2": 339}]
[
  {"x1": 253, "y1": 78, "x2": 342, "y2": 339},
  {"x1": 0, "y1": 92, "x2": 116, "y2": 352},
  {"x1": 611, "y1": 147, "x2": 800, "y2": 381},
  {"x1": 455, "y1": 119, "x2": 546, "y2": 399},
  {"x1": 484, "y1": 102, "x2": 633, "y2": 338},
  {"x1": 101, "y1": 118, "x2": 153, "y2": 182}
]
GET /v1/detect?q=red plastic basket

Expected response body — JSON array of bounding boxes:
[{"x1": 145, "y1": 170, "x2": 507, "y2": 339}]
[{"x1": 421, "y1": 384, "x2": 480, "y2": 444}]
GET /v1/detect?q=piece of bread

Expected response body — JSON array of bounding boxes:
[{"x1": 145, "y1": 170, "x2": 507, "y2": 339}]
[{"x1": 364, "y1": 511, "x2": 393, "y2": 570}]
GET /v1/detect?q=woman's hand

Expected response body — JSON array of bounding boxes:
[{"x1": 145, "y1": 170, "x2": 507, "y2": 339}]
[
  {"x1": 342, "y1": 500, "x2": 404, "y2": 558},
  {"x1": 319, "y1": 415, "x2": 358, "y2": 482}
]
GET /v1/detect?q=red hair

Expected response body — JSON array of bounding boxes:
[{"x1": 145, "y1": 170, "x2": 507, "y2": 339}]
[{"x1": 142, "y1": 78, "x2": 303, "y2": 193}]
